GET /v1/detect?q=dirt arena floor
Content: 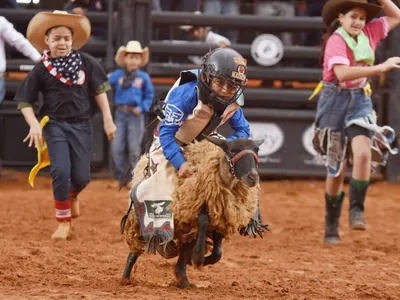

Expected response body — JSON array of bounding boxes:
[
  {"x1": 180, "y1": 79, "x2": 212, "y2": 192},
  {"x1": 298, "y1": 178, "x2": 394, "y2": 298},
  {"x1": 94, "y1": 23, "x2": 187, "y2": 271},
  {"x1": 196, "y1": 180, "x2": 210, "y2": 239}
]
[{"x1": 1, "y1": 171, "x2": 400, "y2": 300}]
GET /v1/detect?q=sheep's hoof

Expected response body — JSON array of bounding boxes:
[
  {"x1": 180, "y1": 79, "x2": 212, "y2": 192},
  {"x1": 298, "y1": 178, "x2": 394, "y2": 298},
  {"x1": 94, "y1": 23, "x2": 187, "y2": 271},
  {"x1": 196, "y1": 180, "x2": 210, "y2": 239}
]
[
  {"x1": 120, "y1": 278, "x2": 133, "y2": 286},
  {"x1": 239, "y1": 219, "x2": 271, "y2": 238},
  {"x1": 191, "y1": 248, "x2": 205, "y2": 268},
  {"x1": 177, "y1": 279, "x2": 196, "y2": 289}
]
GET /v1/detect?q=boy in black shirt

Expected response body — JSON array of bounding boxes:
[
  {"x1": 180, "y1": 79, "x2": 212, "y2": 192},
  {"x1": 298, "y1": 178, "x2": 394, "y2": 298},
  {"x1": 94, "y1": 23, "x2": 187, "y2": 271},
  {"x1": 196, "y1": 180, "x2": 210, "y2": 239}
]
[{"x1": 14, "y1": 10, "x2": 117, "y2": 240}]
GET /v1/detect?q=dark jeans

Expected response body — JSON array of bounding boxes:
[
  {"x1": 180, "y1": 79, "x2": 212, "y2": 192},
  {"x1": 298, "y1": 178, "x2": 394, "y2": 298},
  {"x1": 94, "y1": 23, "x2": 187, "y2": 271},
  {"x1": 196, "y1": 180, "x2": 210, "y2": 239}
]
[{"x1": 43, "y1": 120, "x2": 92, "y2": 201}]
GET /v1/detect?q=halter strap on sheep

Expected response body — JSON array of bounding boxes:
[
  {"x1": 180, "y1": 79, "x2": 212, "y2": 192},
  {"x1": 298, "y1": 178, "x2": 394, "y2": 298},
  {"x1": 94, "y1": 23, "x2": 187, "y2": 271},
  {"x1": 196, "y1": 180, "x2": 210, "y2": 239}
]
[
  {"x1": 231, "y1": 150, "x2": 259, "y2": 164},
  {"x1": 226, "y1": 149, "x2": 259, "y2": 178}
]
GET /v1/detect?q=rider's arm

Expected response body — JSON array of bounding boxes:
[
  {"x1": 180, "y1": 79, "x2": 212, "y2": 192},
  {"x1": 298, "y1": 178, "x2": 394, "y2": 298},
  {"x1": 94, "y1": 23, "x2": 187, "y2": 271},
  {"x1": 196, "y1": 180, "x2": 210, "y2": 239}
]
[
  {"x1": 226, "y1": 107, "x2": 250, "y2": 141},
  {"x1": 159, "y1": 84, "x2": 197, "y2": 170}
]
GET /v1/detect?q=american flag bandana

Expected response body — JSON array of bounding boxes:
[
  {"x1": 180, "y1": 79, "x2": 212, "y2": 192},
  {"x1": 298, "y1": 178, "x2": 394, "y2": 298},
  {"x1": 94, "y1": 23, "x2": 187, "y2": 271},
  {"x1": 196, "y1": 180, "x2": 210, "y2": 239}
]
[{"x1": 42, "y1": 50, "x2": 82, "y2": 86}]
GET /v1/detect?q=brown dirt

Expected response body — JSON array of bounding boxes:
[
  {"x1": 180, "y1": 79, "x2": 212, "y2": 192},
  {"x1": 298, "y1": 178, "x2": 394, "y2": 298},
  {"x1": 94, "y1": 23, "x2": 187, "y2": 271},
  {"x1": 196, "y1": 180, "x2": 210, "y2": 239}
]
[{"x1": 1, "y1": 171, "x2": 400, "y2": 300}]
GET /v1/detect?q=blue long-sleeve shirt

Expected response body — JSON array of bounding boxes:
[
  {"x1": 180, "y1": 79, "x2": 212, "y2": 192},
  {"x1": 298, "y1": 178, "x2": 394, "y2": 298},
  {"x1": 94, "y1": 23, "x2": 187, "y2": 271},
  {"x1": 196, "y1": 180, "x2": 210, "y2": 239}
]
[
  {"x1": 159, "y1": 80, "x2": 250, "y2": 170},
  {"x1": 108, "y1": 68, "x2": 154, "y2": 113}
]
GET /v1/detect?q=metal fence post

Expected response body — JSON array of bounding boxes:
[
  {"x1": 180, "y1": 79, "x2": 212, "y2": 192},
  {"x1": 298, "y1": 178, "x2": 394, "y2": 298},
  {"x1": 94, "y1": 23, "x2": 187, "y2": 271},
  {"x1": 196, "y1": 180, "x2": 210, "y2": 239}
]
[
  {"x1": 385, "y1": 29, "x2": 400, "y2": 183},
  {"x1": 104, "y1": 0, "x2": 115, "y2": 73},
  {"x1": 118, "y1": 0, "x2": 151, "y2": 48},
  {"x1": 118, "y1": 0, "x2": 153, "y2": 150}
]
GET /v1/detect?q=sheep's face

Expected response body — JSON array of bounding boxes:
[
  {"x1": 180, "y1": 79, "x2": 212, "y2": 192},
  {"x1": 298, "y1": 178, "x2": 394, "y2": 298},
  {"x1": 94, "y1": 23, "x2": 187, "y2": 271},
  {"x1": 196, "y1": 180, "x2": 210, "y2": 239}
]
[{"x1": 205, "y1": 136, "x2": 264, "y2": 187}]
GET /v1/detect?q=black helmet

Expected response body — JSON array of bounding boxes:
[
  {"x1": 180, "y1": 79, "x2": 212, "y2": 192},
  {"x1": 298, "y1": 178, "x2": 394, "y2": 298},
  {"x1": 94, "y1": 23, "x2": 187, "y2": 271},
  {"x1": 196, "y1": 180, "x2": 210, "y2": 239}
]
[{"x1": 198, "y1": 48, "x2": 248, "y2": 111}]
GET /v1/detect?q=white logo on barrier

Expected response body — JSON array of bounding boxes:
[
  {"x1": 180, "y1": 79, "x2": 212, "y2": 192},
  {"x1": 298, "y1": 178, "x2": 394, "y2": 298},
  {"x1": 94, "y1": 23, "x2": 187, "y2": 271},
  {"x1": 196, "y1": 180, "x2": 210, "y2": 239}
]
[
  {"x1": 302, "y1": 124, "x2": 317, "y2": 156},
  {"x1": 251, "y1": 34, "x2": 284, "y2": 67},
  {"x1": 249, "y1": 122, "x2": 284, "y2": 157}
]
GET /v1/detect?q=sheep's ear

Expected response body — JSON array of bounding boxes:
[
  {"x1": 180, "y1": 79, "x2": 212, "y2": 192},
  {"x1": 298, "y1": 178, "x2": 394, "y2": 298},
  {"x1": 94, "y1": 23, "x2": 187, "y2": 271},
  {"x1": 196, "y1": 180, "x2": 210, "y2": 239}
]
[
  {"x1": 203, "y1": 135, "x2": 229, "y2": 152},
  {"x1": 253, "y1": 139, "x2": 265, "y2": 147}
]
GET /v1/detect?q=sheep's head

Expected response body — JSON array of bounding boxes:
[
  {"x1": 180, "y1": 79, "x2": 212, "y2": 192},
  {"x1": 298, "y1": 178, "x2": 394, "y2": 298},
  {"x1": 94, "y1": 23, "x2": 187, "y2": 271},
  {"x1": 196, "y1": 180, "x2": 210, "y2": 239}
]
[{"x1": 205, "y1": 136, "x2": 264, "y2": 187}]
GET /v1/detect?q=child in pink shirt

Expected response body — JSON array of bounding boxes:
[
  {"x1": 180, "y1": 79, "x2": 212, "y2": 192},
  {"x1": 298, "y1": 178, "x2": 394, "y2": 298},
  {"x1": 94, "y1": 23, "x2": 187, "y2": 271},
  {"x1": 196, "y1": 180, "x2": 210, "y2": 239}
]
[
  {"x1": 313, "y1": 0, "x2": 400, "y2": 245},
  {"x1": 323, "y1": 17, "x2": 389, "y2": 88}
]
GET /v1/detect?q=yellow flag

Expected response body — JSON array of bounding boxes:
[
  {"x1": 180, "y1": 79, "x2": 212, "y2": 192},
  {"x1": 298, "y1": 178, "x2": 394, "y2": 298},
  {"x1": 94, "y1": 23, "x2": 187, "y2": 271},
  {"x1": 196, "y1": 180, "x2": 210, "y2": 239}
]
[
  {"x1": 308, "y1": 81, "x2": 323, "y2": 100},
  {"x1": 363, "y1": 83, "x2": 372, "y2": 97},
  {"x1": 28, "y1": 116, "x2": 50, "y2": 188}
]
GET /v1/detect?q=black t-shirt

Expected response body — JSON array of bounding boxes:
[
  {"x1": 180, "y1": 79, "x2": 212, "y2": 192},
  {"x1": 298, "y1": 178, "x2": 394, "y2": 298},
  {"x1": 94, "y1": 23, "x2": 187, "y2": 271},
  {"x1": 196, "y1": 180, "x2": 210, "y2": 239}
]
[{"x1": 14, "y1": 52, "x2": 110, "y2": 122}]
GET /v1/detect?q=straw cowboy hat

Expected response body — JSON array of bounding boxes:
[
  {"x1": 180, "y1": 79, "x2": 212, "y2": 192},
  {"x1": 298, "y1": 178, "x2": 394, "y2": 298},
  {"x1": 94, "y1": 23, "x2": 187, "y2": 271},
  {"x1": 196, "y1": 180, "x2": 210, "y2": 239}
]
[
  {"x1": 27, "y1": 10, "x2": 91, "y2": 53},
  {"x1": 115, "y1": 41, "x2": 150, "y2": 68},
  {"x1": 322, "y1": 0, "x2": 382, "y2": 26}
]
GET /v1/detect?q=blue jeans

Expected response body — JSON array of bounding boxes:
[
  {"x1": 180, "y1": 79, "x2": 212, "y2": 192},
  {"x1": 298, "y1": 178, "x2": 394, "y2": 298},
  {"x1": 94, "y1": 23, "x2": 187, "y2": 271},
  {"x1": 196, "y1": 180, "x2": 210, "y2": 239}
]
[
  {"x1": 43, "y1": 120, "x2": 93, "y2": 201},
  {"x1": 315, "y1": 82, "x2": 373, "y2": 129},
  {"x1": 314, "y1": 82, "x2": 374, "y2": 177},
  {"x1": 0, "y1": 77, "x2": 5, "y2": 104},
  {"x1": 112, "y1": 110, "x2": 144, "y2": 183},
  {"x1": 203, "y1": 0, "x2": 239, "y2": 43}
]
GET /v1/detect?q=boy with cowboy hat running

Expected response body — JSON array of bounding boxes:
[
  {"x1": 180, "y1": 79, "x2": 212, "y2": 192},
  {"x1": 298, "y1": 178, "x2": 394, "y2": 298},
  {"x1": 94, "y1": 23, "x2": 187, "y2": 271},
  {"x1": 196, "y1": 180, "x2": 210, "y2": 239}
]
[
  {"x1": 108, "y1": 41, "x2": 154, "y2": 189},
  {"x1": 311, "y1": 0, "x2": 400, "y2": 244},
  {"x1": 14, "y1": 10, "x2": 117, "y2": 240}
]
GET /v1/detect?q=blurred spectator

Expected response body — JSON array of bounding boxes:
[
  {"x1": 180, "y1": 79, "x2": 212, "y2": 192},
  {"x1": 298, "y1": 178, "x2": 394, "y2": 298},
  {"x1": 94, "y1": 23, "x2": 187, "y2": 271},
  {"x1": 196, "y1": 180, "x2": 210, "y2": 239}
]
[
  {"x1": 108, "y1": 41, "x2": 154, "y2": 189},
  {"x1": 203, "y1": 0, "x2": 239, "y2": 43},
  {"x1": 0, "y1": 16, "x2": 41, "y2": 104},
  {"x1": 179, "y1": 12, "x2": 231, "y2": 65},
  {"x1": 64, "y1": 0, "x2": 107, "y2": 40},
  {"x1": 154, "y1": 0, "x2": 199, "y2": 62},
  {"x1": 152, "y1": 0, "x2": 161, "y2": 12},
  {"x1": 0, "y1": 15, "x2": 41, "y2": 178},
  {"x1": 300, "y1": 0, "x2": 327, "y2": 46},
  {"x1": 254, "y1": 0, "x2": 295, "y2": 46},
  {"x1": 160, "y1": 0, "x2": 199, "y2": 12},
  {"x1": 0, "y1": 0, "x2": 17, "y2": 8}
]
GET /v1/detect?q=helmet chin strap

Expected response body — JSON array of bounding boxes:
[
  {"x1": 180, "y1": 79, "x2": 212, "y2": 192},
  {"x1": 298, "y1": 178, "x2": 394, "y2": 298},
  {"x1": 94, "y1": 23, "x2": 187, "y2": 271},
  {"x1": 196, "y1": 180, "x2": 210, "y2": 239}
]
[
  {"x1": 198, "y1": 73, "x2": 238, "y2": 109},
  {"x1": 210, "y1": 91, "x2": 235, "y2": 105}
]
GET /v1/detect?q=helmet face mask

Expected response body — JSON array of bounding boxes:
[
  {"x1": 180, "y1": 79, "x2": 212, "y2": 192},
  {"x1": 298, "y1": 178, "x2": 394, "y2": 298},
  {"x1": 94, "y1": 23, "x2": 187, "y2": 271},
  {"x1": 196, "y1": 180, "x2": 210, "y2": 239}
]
[{"x1": 198, "y1": 48, "x2": 248, "y2": 109}]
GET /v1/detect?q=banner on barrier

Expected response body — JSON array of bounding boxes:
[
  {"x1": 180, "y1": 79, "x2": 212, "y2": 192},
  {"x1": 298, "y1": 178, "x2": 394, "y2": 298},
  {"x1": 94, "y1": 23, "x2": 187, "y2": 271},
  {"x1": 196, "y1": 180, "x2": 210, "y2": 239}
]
[{"x1": 248, "y1": 121, "x2": 325, "y2": 171}]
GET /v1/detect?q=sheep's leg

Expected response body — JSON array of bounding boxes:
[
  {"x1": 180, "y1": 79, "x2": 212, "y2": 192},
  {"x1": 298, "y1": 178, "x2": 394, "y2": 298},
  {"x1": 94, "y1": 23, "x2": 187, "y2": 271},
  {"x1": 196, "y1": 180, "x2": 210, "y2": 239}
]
[
  {"x1": 191, "y1": 204, "x2": 209, "y2": 267},
  {"x1": 175, "y1": 242, "x2": 195, "y2": 288},
  {"x1": 239, "y1": 202, "x2": 271, "y2": 238},
  {"x1": 120, "y1": 252, "x2": 140, "y2": 285},
  {"x1": 203, "y1": 231, "x2": 224, "y2": 266}
]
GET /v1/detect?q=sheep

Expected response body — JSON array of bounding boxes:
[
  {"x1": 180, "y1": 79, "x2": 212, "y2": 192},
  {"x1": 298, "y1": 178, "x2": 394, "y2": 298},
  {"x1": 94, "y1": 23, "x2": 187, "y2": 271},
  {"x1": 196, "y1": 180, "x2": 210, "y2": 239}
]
[{"x1": 120, "y1": 136, "x2": 268, "y2": 288}]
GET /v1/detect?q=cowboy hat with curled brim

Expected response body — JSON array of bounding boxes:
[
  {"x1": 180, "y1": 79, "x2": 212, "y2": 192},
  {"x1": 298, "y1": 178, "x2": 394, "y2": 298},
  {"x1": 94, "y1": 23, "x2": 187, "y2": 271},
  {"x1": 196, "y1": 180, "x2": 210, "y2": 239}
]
[
  {"x1": 322, "y1": 0, "x2": 382, "y2": 26},
  {"x1": 27, "y1": 10, "x2": 91, "y2": 53},
  {"x1": 115, "y1": 41, "x2": 150, "y2": 68}
]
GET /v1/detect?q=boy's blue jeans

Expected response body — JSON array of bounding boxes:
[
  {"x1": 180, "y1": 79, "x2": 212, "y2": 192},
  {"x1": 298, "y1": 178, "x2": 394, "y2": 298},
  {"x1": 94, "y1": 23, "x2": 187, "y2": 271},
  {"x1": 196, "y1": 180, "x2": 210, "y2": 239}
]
[{"x1": 112, "y1": 110, "x2": 144, "y2": 184}]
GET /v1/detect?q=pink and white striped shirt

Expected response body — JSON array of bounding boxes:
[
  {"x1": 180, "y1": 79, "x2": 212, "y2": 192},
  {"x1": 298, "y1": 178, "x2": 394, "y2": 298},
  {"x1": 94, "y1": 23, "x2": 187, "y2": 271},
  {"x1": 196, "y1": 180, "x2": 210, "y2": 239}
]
[{"x1": 323, "y1": 17, "x2": 389, "y2": 88}]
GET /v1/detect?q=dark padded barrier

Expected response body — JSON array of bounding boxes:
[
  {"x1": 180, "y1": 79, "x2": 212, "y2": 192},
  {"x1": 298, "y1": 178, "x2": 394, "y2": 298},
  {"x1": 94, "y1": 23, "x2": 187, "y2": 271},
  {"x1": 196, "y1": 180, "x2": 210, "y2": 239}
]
[{"x1": 0, "y1": 2, "x2": 394, "y2": 180}]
